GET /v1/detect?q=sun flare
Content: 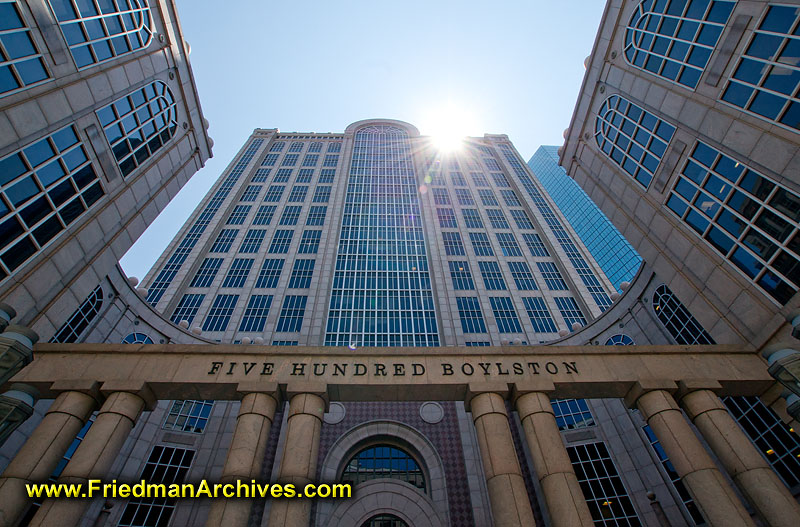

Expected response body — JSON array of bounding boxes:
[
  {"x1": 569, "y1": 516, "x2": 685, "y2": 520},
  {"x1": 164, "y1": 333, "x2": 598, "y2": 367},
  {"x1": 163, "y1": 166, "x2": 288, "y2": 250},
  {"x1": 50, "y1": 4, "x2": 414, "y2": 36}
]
[{"x1": 422, "y1": 101, "x2": 476, "y2": 153}]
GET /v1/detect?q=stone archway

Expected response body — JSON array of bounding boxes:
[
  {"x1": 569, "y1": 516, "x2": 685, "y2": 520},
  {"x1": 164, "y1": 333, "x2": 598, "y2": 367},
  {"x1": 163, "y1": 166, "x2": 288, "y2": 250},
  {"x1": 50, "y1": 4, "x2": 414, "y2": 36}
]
[{"x1": 324, "y1": 479, "x2": 443, "y2": 527}]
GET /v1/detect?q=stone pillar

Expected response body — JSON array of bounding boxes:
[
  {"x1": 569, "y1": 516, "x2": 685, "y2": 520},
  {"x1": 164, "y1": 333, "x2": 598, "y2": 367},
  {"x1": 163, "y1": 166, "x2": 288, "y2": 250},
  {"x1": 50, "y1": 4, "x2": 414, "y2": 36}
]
[
  {"x1": 30, "y1": 381, "x2": 154, "y2": 527},
  {"x1": 513, "y1": 383, "x2": 593, "y2": 527},
  {"x1": 625, "y1": 381, "x2": 755, "y2": 527},
  {"x1": 267, "y1": 382, "x2": 326, "y2": 527},
  {"x1": 0, "y1": 381, "x2": 100, "y2": 527},
  {"x1": 205, "y1": 383, "x2": 279, "y2": 527},
  {"x1": 468, "y1": 383, "x2": 536, "y2": 527},
  {"x1": 678, "y1": 382, "x2": 800, "y2": 527}
]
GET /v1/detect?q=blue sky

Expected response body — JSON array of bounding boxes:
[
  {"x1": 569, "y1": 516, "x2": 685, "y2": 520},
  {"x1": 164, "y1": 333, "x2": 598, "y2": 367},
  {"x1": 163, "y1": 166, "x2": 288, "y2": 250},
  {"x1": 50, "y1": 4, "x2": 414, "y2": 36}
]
[{"x1": 120, "y1": 0, "x2": 607, "y2": 279}]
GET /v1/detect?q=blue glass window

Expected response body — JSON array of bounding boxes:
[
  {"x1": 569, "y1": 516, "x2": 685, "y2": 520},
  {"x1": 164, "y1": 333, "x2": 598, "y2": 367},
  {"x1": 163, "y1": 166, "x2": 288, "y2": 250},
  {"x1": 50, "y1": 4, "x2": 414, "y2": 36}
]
[
  {"x1": 479, "y1": 261, "x2": 506, "y2": 290},
  {"x1": 470, "y1": 232, "x2": 494, "y2": 256},
  {"x1": 209, "y1": 229, "x2": 237, "y2": 253},
  {"x1": 522, "y1": 233, "x2": 549, "y2": 257},
  {"x1": 296, "y1": 169, "x2": 313, "y2": 183},
  {"x1": 287, "y1": 185, "x2": 308, "y2": 202},
  {"x1": 255, "y1": 259, "x2": 283, "y2": 289},
  {"x1": 306, "y1": 205, "x2": 327, "y2": 226},
  {"x1": 500, "y1": 190, "x2": 521, "y2": 207},
  {"x1": 276, "y1": 295, "x2": 307, "y2": 332},
  {"x1": 496, "y1": 232, "x2": 522, "y2": 256},
  {"x1": 0, "y1": 1, "x2": 50, "y2": 96},
  {"x1": 595, "y1": 95, "x2": 675, "y2": 188},
  {"x1": 471, "y1": 172, "x2": 489, "y2": 187},
  {"x1": 288, "y1": 259, "x2": 315, "y2": 288},
  {"x1": 437, "y1": 208, "x2": 457, "y2": 228},
  {"x1": 653, "y1": 284, "x2": 715, "y2": 344},
  {"x1": 49, "y1": 0, "x2": 153, "y2": 69},
  {"x1": 96, "y1": 81, "x2": 177, "y2": 176},
  {"x1": 478, "y1": 189, "x2": 498, "y2": 206},
  {"x1": 624, "y1": 0, "x2": 734, "y2": 89},
  {"x1": 721, "y1": 5, "x2": 800, "y2": 131},
  {"x1": 264, "y1": 185, "x2": 285, "y2": 202},
  {"x1": 489, "y1": 297, "x2": 522, "y2": 333},
  {"x1": 282, "y1": 154, "x2": 299, "y2": 166},
  {"x1": 537, "y1": 262, "x2": 568, "y2": 290},
  {"x1": 297, "y1": 229, "x2": 321, "y2": 254},
  {"x1": 449, "y1": 261, "x2": 475, "y2": 290},
  {"x1": 486, "y1": 209, "x2": 509, "y2": 229},
  {"x1": 239, "y1": 185, "x2": 261, "y2": 202},
  {"x1": 239, "y1": 229, "x2": 266, "y2": 253},
  {"x1": 253, "y1": 205, "x2": 276, "y2": 225},
  {"x1": 226, "y1": 205, "x2": 250, "y2": 225},
  {"x1": 522, "y1": 297, "x2": 557, "y2": 333},
  {"x1": 432, "y1": 188, "x2": 450, "y2": 205},
  {"x1": 552, "y1": 398, "x2": 595, "y2": 430},
  {"x1": 190, "y1": 258, "x2": 222, "y2": 288},
  {"x1": 508, "y1": 262, "x2": 538, "y2": 290},
  {"x1": 268, "y1": 229, "x2": 293, "y2": 254},
  {"x1": 279, "y1": 205, "x2": 302, "y2": 226},
  {"x1": 554, "y1": 297, "x2": 586, "y2": 327},
  {"x1": 50, "y1": 285, "x2": 103, "y2": 342},
  {"x1": 251, "y1": 168, "x2": 270, "y2": 183},
  {"x1": 455, "y1": 188, "x2": 474, "y2": 205},
  {"x1": 510, "y1": 209, "x2": 534, "y2": 230},
  {"x1": 202, "y1": 294, "x2": 238, "y2": 332},
  {"x1": 221, "y1": 258, "x2": 253, "y2": 288},
  {"x1": 443, "y1": 232, "x2": 465, "y2": 255},
  {"x1": 274, "y1": 169, "x2": 292, "y2": 183},
  {"x1": 238, "y1": 295, "x2": 273, "y2": 332},
  {"x1": 457, "y1": 297, "x2": 487, "y2": 333},
  {"x1": 462, "y1": 209, "x2": 484, "y2": 229},
  {"x1": 312, "y1": 185, "x2": 331, "y2": 203},
  {"x1": 606, "y1": 334, "x2": 635, "y2": 345}
]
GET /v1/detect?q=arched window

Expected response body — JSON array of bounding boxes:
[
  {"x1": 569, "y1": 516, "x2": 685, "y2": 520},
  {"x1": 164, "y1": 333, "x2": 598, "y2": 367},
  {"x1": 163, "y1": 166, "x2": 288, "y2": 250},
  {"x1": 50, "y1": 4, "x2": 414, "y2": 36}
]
[
  {"x1": 48, "y1": 0, "x2": 153, "y2": 69},
  {"x1": 50, "y1": 285, "x2": 103, "y2": 343},
  {"x1": 96, "y1": 80, "x2": 178, "y2": 177},
  {"x1": 605, "y1": 334, "x2": 635, "y2": 345},
  {"x1": 652, "y1": 284, "x2": 714, "y2": 344},
  {"x1": 595, "y1": 95, "x2": 675, "y2": 188},
  {"x1": 121, "y1": 332, "x2": 153, "y2": 344},
  {"x1": 361, "y1": 514, "x2": 408, "y2": 527},
  {"x1": 341, "y1": 445, "x2": 426, "y2": 492},
  {"x1": 721, "y1": 5, "x2": 800, "y2": 132},
  {"x1": 624, "y1": 0, "x2": 734, "y2": 89}
]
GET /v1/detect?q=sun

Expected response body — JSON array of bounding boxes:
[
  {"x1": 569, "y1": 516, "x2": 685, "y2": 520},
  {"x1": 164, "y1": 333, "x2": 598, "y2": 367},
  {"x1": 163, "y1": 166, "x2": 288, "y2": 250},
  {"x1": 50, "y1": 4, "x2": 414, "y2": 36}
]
[{"x1": 421, "y1": 101, "x2": 476, "y2": 153}]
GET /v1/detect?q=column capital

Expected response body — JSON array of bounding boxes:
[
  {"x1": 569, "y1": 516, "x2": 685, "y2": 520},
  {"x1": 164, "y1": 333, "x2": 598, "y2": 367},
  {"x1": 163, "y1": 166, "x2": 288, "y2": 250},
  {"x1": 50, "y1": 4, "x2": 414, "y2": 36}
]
[
  {"x1": 623, "y1": 379, "x2": 677, "y2": 409},
  {"x1": 512, "y1": 379, "x2": 555, "y2": 399},
  {"x1": 285, "y1": 383, "x2": 328, "y2": 418},
  {"x1": 465, "y1": 381, "x2": 509, "y2": 411},
  {"x1": 675, "y1": 379, "x2": 722, "y2": 401},
  {"x1": 236, "y1": 381, "x2": 280, "y2": 398},
  {"x1": 513, "y1": 391, "x2": 554, "y2": 421},
  {"x1": 49, "y1": 379, "x2": 103, "y2": 405},
  {"x1": 99, "y1": 380, "x2": 156, "y2": 410}
]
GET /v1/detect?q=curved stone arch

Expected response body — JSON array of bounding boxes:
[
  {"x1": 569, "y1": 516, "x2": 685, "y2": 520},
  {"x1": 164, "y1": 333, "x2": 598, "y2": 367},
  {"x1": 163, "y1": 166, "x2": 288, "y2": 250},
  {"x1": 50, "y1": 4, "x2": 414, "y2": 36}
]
[
  {"x1": 316, "y1": 420, "x2": 449, "y2": 526},
  {"x1": 345, "y1": 118, "x2": 420, "y2": 137},
  {"x1": 324, "y1": 480, "x2": 443, "y2": 527}
]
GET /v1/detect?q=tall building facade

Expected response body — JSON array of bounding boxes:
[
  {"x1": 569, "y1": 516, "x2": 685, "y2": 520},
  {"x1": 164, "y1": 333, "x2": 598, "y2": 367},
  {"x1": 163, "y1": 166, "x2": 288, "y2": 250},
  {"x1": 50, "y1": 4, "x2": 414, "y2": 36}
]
[{"x1": 527, "y1": 145, "x2": 642, "y2": 292}]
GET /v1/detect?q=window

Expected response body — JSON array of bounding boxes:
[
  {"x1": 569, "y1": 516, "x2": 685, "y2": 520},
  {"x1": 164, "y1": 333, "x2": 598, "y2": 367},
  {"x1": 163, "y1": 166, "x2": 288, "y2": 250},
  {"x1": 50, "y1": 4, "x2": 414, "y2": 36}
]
[
  {"x1": 449, "y1": 261, "x2": 474, "y2": 290},
  {"x1": 0, "y1": 125, "x2": 103, "y2": 276},
  {"x1": 457, "y1": 297, "x2": 487, "y2": 333},
  {"x1": 361, "y1": 514, "x2": 408, "y2": 527},
  {"x1": 478, "y1": 189, "x2": 498, "y2": 206},
  {"x1": 268, "y1": 229, "x2": 294, "y2": 254},
  {"x1": 522, "y1": 297, "x2": 557, "y2": 333},
  {"x1": 309, "y1": 142, "x2": 323, "y2": 152},
  {"x1": 470, "y1": 232, "x2": 494, "y2": 256},
  {"x1": 487, "y1": 209, "x2": 509, "y2": 229},
  {"x1": 272, "y1": 340, "x2": 298, "y2": 346},
  {"x1": 642, "y1": 425, "x2": 705, "y2": 526},
  {"x1": 501, "y1": 190, "x2": 521, "y2": 207},
  {"x1": 121, "y1": 332, "x2": 153, "y2": 344},
  {"x1": 653, "y1": 284, "x2": 714, "y2": 344},
  {"x1": 238, "y1": 295, "x2": 273, "y2": 332},
  {"x1": 455, "y1": 188, "x2": 474, "y2": 205},
  {"x1": 49, "y1": 0, "x2": 153, "y2": 69},
  {"x1": 606, "y1": 334, "x2": 635, "y2": 345},
  {"x1": 490, "y1": 297, "x2": 522, "y2": 333},
  {"x1": 282, "y1": 154, "x2": 299, "y2": 166},
  {"x1": 221, "y1": 258, "x2": 253, "y2": 288},
  {"x1": 490, "y1": 172, "x2": 511, "y2": 188},
  {"x1": 555, "y1": 297, "x2": 587, "y2": 327},
  {"x1": 666, "y1": 141, "x2": 800, "y2": 304},
  {"x1": 484, "y1": 158, "x2": 501, "y2": 171},
  {"x1": 496, "y1": 232, "x2": 522, "y2": 256},
  {"x1": 297, "y1": 229, "x2": 321, "y2": 254},
  {"x1": 279, "y1": 205, "x2": 302, "y2": 226},
  {"x1": 552, "y1": 399, "x2": 595, "y2": 430},
  {"x1": 465, "y1": 341, "x2": 491, "y2": 347},
  {"x1": 471, "y1": 172, "x2": 489, "y2": 187},
  {"x1": 442, "y1": 232, "x2": 465, "y2": 255},
  {"x1": 288, "y1": 259, "x2": 315, "y2": 288},
  {"x1": 0, "y1": 1, "x2": 50, "y2": 96},
  {"x1": 312, "y1": 185, "x2": 331, "y2": 203},
  {"x1": 253, "y1": 205, "x2": 276, "y2": 225},
  {"x1": 462, "y1": 209, "x2": 484, "y2": 229},
  {"x1": 269, "y1": 141, "x2": 285, "y2": 152},
  {"x1": 287, "y1": 185, "x2": 308, "y2": 202},
  {"x1": 721, "y1": 5, "x2": 800, "y2": 131},
  {"x1": 508, "y1": 262, "x2": 538, "y2": 290},
  {"x1": 117, "y1": 446, "x2": 194, "y2": 527},
  {"x1": 319, "y1": 169, "x2": 336, "y2": 183},
  {"x1": 288, "y1": 141, "x2": 303, "y2": 152},
  {"x1": 479, "y1": 261, "x2": 506, "y2": 290},
  {"x1": 327, "y1": 142, "x2": 342, "y2": 153},
  {"x1": 302, "y1": 154, "x2": 319, "y2": 167},
  {"x1": 202, "y1": 294, "x2": 238, "y2": 332},
  {"x1": 450, "y1": 172, "x2": 467, "y2": 186},
  {"x1": 50, "y1": 285, "x2": 103, "y2": 343},
  {"x1": 624, "y1": 0, "x2": 734, "y2": 89},
  {"x1": 255, "y1": 259, "x2": 283, "y2": 288},
  {"x1": 239, "y1": 185, "x2": 261, "y2": 202},
  {"x1": 163, "y1": 400, "x2": 213, "y2": 433},
  {"x1": 264, "y1": 185, "x2": 285, "y2": 202},
  {"x1": 537, "y1": 262, "x2": 568, "y2": 290},
  {"x1": 523, "y1": 233, "x2": 549, "y2": 257},
  {"x1": 342, "y1": 445, "x2": 425, "y2": 491},
  {"x1": 262, "y1": 153, "x2": 278, "y2": 166},
  {"x1": 510, "y1": 209, "x2": 534, "y2": 230},
  {"x1": 568, "y1": 442, "x2": 641, "y2": 526},
  {"x1": 437, "y1": 208, "x2": 457, "y2": 228},
  {"x1": 276, "y1": 295, "x2": 307, "y2": 332},
  {"x1": 273, "y1": 169, "x2": 291, "y2": 183},
  {"x1": 595, "y1": 94, "x2": 675, "y2": 188},
  {"x1": 226, "y1": 205, "x2": 250, "y2": 225},
  {"x1": 239, "y1": 229, "x2": 267, "y2": 253},
  {"x1": 432, "y1": 188, "x2": 451, "y2": 205},
  {"x1": 323, "y1": 154, "x2": 339, "y2": 167},
  {"x1": 96, "y1": 81, "x2": 177, "y2": 176},
  {"x1": 170, "y1": 294, "x2": 204, "y2": 325},
  {"x1": 252, "y1": 168, "x2": 270, "y2": 183},
  {"x1": 306, "y1": 205, "x2": 327, "y2": 226},
  {"x1": 297, "y1": 168, "x2": 313, "y2": 183},
  {"x1": 210, "y1": 229, "x2": 237, "y2": 253}
]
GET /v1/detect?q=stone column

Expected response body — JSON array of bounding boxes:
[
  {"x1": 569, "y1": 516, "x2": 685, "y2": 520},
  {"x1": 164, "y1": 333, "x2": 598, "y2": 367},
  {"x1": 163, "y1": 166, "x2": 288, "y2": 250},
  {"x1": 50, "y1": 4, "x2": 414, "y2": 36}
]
[
  {"x1": 468, "y1": 383, "x2": 536, "y2": 527},
  {"x1": 30, "y1": 381, "x2": 154, "y2": 527},
  {"x1": 205, "y1": 383, "x2": 279, "y2": 527},
  {"x1": 267, "y1": 382, "x2": 326, "y2": 527},
  {"x1": 0, "y1": 381, "x2": 100, "y2": 527},
  {"x1": 513, "y1": 383, "x2": 593, "y2": 527},
  {"x1": 625, "y1": 381, "x2": 755, "y2": 527},
  {"x1": 678, "y1": 382, "x2": 800, "y2": 527}
]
